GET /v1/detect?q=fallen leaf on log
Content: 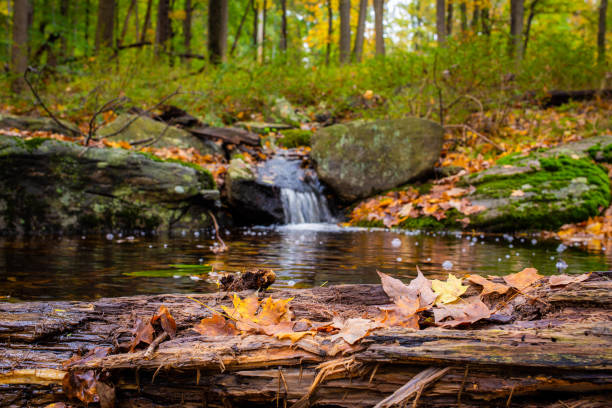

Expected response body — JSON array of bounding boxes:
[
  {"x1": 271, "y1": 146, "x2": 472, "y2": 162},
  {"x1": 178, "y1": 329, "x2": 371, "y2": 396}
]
[
  {"x1": 433, "y1": 296, "x2": 492, "y2": 327},
  {"x1": 377, "y1": 267, "x2": 436, "y2": 309},
  {"x1": 62, "y1": 347, "x2": 111, "y2": 369},
  {"x1": 151, "y1": 305, "x2": 177, "y2": 339},
  {"x1": 330, "y1": 317, "x2": 383, "y2": 345},
  {"x1": 221, "y1": 294, "x2": 295, "y2": 333},
  {"x1": 549, "y1": 273, "x2": 590, "y2": 286},
  {"x1": 378, "y1": 296, "x2": 420, "y2": 329},
  {"x1": 62, "y1": 370, "x2": 99, "y2": 404},
  {"x1": 431, "y1": 274, "x2": 468, "y2": 304},
  {"x1": 503, "y1": 267, "x2": 544, "y2": 291},
  {"x1": 467, "y1": 274, "x2": 511, "y2": 295},
  {"x1": 128, "y1": 317, "x2": 154, "y2": 352},
  {"x1": 192, "y1": 313, "x2": 238, "y2": 336}
]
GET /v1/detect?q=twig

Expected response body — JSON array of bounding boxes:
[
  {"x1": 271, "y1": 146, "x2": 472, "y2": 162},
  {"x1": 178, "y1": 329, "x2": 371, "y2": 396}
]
[
  {"x1": 140, "y1": 120, "x2": 174, "y2": 148},
  {"x1": 85, "y1": 96, "x2": 129, "y2": 145},
  {"x1": 208, "y1": 211, "x2": 228, "y2": 254},
  {"x1": 373, "y1": 367, "x2": 451, "y2": 408},
  {"x1": 144, "y1": 332, "x2": 168, "y2": 359},
  {"x1": 506, "y1": 384, "x2": 515, "y2": 407},
  {"x1": 24, "y1": 68, "x2": 82, "y2": 137},
  {"x1": 444, "y1": 123, "x2": 506, "y2": 152},
  {"x1": 457, "y1": 365, "x2": 469, "y2": 407}
]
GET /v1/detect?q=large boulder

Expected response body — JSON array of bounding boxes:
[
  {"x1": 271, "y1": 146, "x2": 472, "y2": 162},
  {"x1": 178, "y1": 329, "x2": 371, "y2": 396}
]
[
  {"x1": 311, "y1": 118, "x2": 444, "y2": 202},
  {"x1": 0, "y1": 114, "x2": 80, "y2": 136},
  {"x1": 462, "y1": 136, "x2": 612, "y2": 231},
  {"x1": 97, "y1": 114, "x2": 222, "y2": 156},
  {"x1": 225, "y1": 157, "x2": 283, "y2": 224},
  {"x1": 0, "y1": 136, "x2": 218, "y2": 234}
]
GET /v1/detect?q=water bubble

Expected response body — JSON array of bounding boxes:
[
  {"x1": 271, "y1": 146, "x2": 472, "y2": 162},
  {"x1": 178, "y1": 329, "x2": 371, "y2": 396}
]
[
  {"x1": 148, "y1": 245, "x2": 153, "y2": 248},
  {"x1": 505, "y1": 254, "x2": 510, "y2": 259},
  {"x1": 173, "y1": 275, "x2": 181, "y2": 279},
  {"x1": 556, "y1": 259, "x2": 568, "y2": 271},
  {"x1": 396, "y1": 257, "x2": 402, "y2": 262},
  {"x1": 498, "y1": 258, "x2": 502, "y2": 262},
  {"x1": 198, "y1": 258, "x2": 204, "y2": 263},
  {"x1": 426, "y1": 257, "x2": 431, "y2": 262},
  {"x1": 181, "y1": 230, "x2": 186, "y2": 236},
  {"x1": 515, "y1": 252, "x2": 519, "y2": 256},
  {"x1": 495, "y1": 238, "x2": 500, "y2": 242},
  {"x1": 550, "y1": 256, "x2": 555, "y2": 260},
  {"x1": 531, "y1": 239, "x2": 537, "y2": 245},
  {"x1": 415, "y1": 242, "x2": 419, "y2": 246},
  {"x1": 163, "y1": 244, "x2": 168, "y2": 248},
  {"x1": 556, "y1": 243, "x2": 567, "y2": 253},
  {"x1": 106, "y1": 233, "x2": 114, "y2": 241},
  {"x1": 442, "y1": 260, "x2": 453, "y2": 270},
  {"x1": 461, "y1": 248, "x2": 466, "y2": 253},
  {"x1": 189, "y1": 275, "x2": 201, "y2": 281},
  {"x1": 194, "y1": 231, "x2": 200, "y2": 237},
  {"x1": 391, "y1": 238, "x2": 402, "y2": 248},
  {"x1": 509, "y1": 244, "x2": 514, "y2": 248},
  {"x1": 287, "y1": 280, "x2": 296, "y2": 287}
]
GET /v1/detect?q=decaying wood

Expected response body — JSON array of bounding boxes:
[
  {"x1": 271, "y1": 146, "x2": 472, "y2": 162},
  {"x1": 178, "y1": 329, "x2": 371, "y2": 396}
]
[
  {"x1": 189, "y1": 125, "x2": 260, "y2": 146},
  {"x1": 0, "y1": 275, "x2": 611, "y2": 407}
]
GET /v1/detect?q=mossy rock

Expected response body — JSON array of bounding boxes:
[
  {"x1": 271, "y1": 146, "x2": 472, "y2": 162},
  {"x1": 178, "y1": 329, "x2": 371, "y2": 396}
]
[
  {"x1": 311, "y1": 118, "x2": 444, "y2": 202},
  {"x1": 0, "y1": 114, "x2": 80, "y2": 136},
  {"x1": 278, "y1": 129, "x2": 312, "y2": 148},
  {"x1": 459, "y1": 140, "x2": 612, "y2": 231},
  {"x1": 0, "y1": 135, "x2": 218, "y2": 235},
  {"x1": 97, "y1": 114, "x2": 223, "y2": 156}
]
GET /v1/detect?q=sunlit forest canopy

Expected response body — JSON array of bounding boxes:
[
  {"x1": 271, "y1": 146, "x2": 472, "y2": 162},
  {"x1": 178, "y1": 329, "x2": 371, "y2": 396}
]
[{"x1": 0, "y1": 0, "x2": 609, "y2": 124}]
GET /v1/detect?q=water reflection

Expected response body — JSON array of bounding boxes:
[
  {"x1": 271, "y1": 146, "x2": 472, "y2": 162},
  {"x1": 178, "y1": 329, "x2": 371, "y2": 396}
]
[{"x1": 0, "y1": 225, "x2": 609, "y2": 301}]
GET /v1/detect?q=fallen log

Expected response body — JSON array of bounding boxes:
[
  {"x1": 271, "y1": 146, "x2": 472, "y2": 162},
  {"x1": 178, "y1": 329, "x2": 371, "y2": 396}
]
[
  {"x1": 525, "y1": 89, "x2": 612, "y2": 107},
  {"x1": 189, "y1": 125, "x2": 260, "y2": 146},
  {"x1": 1, "y1": 275, "x2": 611, "y2": 407}
]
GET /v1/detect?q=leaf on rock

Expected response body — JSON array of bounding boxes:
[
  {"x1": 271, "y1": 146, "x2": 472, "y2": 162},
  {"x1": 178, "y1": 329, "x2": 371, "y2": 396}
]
[
  {"x1": 330, "y1": 317, "x2": 382, "y2": 345},
  {"x1": 503, "y1": 268, "x2": 544, "y2": 291},
  {"x1": 431, "y1": 274, "x2": 468, "y2": 305},
  {"x1": 151, "y1": 305, "x2": 177, "y2": 339},
  {"x1": 192, "y1": 314, "x2": 238, "y2": 336},
  {"x1": 549, "y1": 273, "x2": 590, "y2": 287},
  {"x1": 467, "y1": 274, "x2": 511, "y2": 296},
  {"x1": 433, "y1": 296, "x2": 492, "y2": 327}
]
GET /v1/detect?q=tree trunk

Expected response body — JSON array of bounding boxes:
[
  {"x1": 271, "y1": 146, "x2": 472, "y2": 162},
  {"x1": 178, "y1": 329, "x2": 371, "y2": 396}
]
[
  {"x1": 256, "y1": 3, "x2": 264, "y2": 62},
  {"x1": 446, "y1": 0, "x2": 453, "y2": 37},
  {"x1": 326, "y1": 0, "x2": 332, "y2": 65},
  {"x1": 140, "y1": 0, "x2": 153, "y2": 43},
  {"x1": 339, "y1": 0, "x2": 351, "y2": 64},
  {"x1": 459, "y1": 1, "x2": 467, "y2": 33},
  {"x1": 353, "y1": 0, "x2": 367, "y2": 62},
  {"x1": 59, "y1": 0, "x2": 68, "y2": 58},
  {"x1": 471, "y1": 4, "x2": 479, "y2": 32},
  {"x1": 510, "y1": 0, "x2": 525, "y2": 61},
  {"x1": 523, "y1": 0, "x2": 539, "y2": 55},
  {"x1": 598, "y1": 0, "x2": 608, "y2": 64},
  {"x1": 208, "y1": 0, "x2": 228, "y2": 64},
  {"x1": 373, "y1": 0, "x2": 385, "y2": 56},
  {"x1": 156, "y1": 0, "x2": 170, "y2": 53},
  {"x1": 279, "y1": 0, "x2": 287, "y2": 52},
  {"x1": 481, "y1": 7, "x2": 491, "y2": 36},
  {"x1": 183, "y1": 0, "x2": 192, "y2": 57},
  {"x1": 11, "y1": 0, "x2": 30, "y2": 92},
  {"x1": 119, "y1": 0, "x2": 137, "y2": 47},
  {"x1": 231, "y1": 0, "x2": 252, "y2": 56},
  {"x1": 95, "y1": 0, "x2": 116, "y2": 51},
  {"x1": 436, "y1": 0, "x2": 446, "y2": 45}
]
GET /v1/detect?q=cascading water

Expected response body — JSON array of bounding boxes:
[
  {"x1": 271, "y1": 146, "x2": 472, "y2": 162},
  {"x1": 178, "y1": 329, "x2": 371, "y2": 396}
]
[{"x1": 257, "y1": 150, "x2": 333, "y2": 224}]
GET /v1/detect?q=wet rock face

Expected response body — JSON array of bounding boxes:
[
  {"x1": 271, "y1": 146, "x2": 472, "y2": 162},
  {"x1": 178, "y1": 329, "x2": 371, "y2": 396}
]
[
  {"x1": 225, "y1": 158, "x2": 283, "y2": 224},
  {"x1": 311, "y1": 118, "x2": 444, "y2": 202},
  {"x1": 0, "y1": 136, "x2": 217, "y2": 235},
  {"x1": 462, "y1": 136, "x2": 612, "y2": 231}
]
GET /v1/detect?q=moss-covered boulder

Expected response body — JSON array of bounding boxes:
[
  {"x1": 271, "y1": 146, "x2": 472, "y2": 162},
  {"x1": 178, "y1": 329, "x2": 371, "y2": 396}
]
[
  {"x1": 0, "y1": 114, "x2": 80, "y2": 136},
  {"x1": 225, "y1": 158, "x2": 283, "y2": 224},
  {"x1": 311, "y1": 118, "x2": 444, "y2": 202},
  {"x1": 462, "y1": 139, "x2": 612, "y2": 231},
  {"x1": 97, "y1": 114, "x2": 222, "y2": 156},
  {"x1": 0, "y1": 136, "x2": 218, "y2": 235}
]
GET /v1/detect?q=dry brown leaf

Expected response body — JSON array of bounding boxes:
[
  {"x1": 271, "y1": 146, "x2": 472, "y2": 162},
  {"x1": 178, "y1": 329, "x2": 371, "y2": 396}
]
[
  {"x1": 377, "y1": 268, "x2": 436, "y2": 309},
  {"x1": 330, "y1": 317, "x2": 382, "y2": 345},
  {"x1": 467, "y1": 274, "x2": 511, "y2": 296},
  {"x1": 129, "y1": 317, "x2": 154, "y2": 352},
  {"x1": 378, "y1": 296, "x2": 420, "y2": 329},
  {"x1": 408, "y1": 267, "x2": 437, "y2": 308},
  {"x1": 433, "y1": 296, "x2": 492, "y2": 327},
  {"x1": 151, "y1": 305, "x2": 177, "y2": 339},
  {"x1": 62, "y1": 370, "x2": 99, "y2": 404},
  {"x1": 549, "y1": 273, "x2": 590, "y2": 287},
  {"x1": 192, "y1": 314, "x2": 238, "y2": 336},
  {"x1": 377, "y1": 270, "x2": 413, "y2": 302},
  {"x1": 503, "y1": 268, "x2": 544, "y2": 291}
]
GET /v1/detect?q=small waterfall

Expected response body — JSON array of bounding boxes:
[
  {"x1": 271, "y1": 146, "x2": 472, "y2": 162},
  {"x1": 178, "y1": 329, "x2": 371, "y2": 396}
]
[
  {"x1": 280, "y1": 188, "x2": 332, "y2": 224},
  {"x1": 257, "y1": 150, "x2": 333, "y2": 224}
]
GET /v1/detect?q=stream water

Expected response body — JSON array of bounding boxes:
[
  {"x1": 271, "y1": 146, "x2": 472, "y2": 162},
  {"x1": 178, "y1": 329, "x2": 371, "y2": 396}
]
[{"x1": 1, "y1": 224, "x2": 609, "y2": 301}]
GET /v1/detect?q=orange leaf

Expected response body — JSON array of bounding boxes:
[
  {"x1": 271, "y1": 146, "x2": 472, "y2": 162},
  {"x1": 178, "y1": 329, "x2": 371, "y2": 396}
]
[
  {"x1": 503, "y1": 268, "x2": 544, "y2": 291},
  {"x1": 192, "y1": 314, "x2": 238, "y2": 336},
  {"x1": 467, "y1": 274, "x2": 511, "y2": 296},
  {"x1": 548, "y1": 273, "x2": 590, "y2": 287}
]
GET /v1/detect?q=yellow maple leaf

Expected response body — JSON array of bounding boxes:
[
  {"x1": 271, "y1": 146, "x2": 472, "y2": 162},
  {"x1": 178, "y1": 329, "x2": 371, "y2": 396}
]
[{"x1": 431, "y1": 274, "x2": 468, "y2": 305}]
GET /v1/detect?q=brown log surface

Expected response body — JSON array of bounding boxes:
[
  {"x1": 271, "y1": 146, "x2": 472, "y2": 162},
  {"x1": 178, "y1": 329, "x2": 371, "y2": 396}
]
[{"x1": 1, "y1": 276, "x2": 611, "y2": 407}]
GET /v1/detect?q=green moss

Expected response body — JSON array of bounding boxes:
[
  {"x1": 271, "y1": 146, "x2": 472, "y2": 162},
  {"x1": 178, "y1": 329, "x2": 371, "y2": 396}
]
[
  {"x1": 495, "y1": 152, "x2": 523, "y2": 165},
  {"x1": 278, "y1": 129, "x2": 312, "y2": 148},
  {"x1": 135, "y1": 152, "x2": 215, "y2": 188},
  {"x1": 135, "y1": 151, "x2": 164, "y2": 162}
]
